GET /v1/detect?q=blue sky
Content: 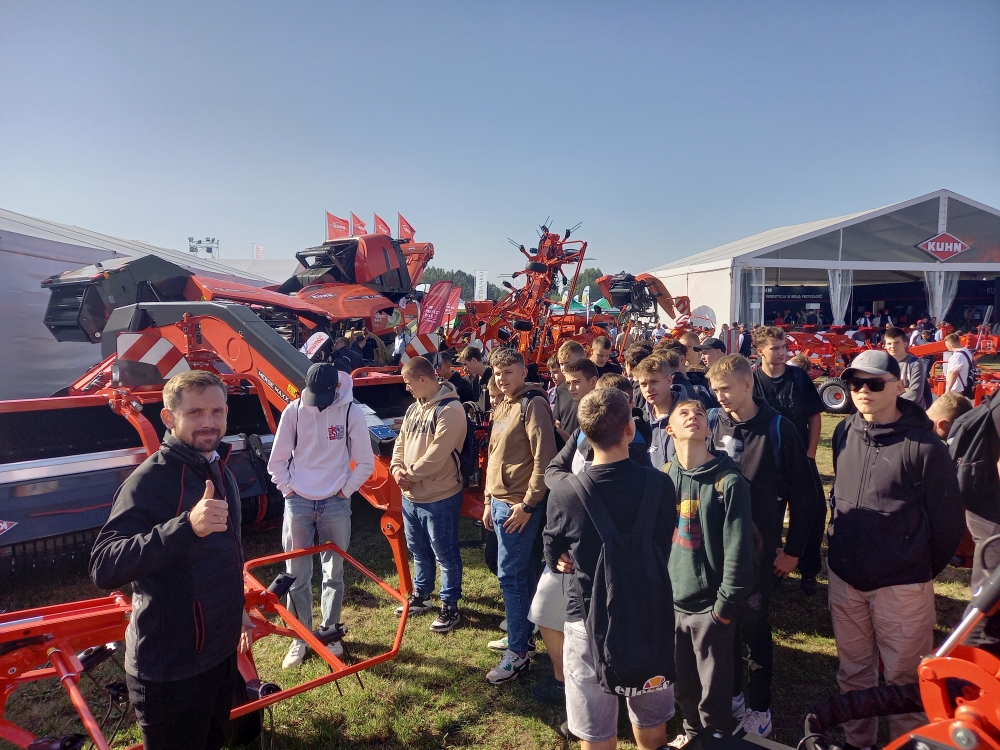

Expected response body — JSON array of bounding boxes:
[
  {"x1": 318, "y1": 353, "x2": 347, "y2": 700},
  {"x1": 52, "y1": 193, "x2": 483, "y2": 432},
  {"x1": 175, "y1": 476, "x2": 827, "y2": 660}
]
[{"x1": 2, "y1": 1, "x2": 998, "y2": 285}]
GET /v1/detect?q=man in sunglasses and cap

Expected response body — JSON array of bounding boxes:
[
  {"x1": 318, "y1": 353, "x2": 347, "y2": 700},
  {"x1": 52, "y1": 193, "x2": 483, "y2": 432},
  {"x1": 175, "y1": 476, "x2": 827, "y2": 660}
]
[
  {"x1": 268, "y1": 363, "x2": 375, "y2": 669},
  {"x1": 826, "y1": 350, "x2": 963, "y2": 750}
]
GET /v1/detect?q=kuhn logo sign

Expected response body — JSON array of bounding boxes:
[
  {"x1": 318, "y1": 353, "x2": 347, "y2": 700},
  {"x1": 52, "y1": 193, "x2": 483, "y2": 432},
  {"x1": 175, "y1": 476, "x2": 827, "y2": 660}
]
[{"x1": 918, "y1": 232, "x2": 970, "y2": 261}]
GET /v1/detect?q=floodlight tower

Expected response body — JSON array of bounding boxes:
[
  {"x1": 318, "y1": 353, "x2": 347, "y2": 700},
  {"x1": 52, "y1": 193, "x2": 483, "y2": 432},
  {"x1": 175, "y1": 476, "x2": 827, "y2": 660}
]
[{"x1": 187, "y1": 236, "x2": 220, "y2": 259}]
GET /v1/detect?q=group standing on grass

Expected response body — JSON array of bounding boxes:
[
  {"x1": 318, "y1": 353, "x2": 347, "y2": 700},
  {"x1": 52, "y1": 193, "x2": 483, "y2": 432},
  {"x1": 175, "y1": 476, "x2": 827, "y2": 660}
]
[{"x1": 87, "y1": 319, "x2": 988, "y2": 750}]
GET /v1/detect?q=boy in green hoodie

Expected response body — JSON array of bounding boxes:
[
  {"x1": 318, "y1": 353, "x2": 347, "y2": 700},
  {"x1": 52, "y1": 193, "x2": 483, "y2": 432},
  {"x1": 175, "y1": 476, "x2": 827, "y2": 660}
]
[{"x1": 664, "y1": 400, "x2": 755, "y2": 745}]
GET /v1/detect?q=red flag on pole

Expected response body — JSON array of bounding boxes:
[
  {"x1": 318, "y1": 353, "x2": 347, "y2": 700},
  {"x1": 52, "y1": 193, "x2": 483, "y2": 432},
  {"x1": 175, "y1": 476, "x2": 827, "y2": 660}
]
[
  {"x1": 443, "y1": 286, "x2": 463, "y2": 324},
  {"x1": 351, "y1": 213, "x2": 367, "y2": 236},
  {"x1": 398, "y1": 213, "x2": 415, "y2": 241},
  {"x1": 326, "y1": 212, "x2": 349, "y2": 240},
  {"x1": 418, "y1": 281, "x2": 452, "y2": 335},
  {"x1": 374, "y1": 213, "x2": 392, "y2": 237}
]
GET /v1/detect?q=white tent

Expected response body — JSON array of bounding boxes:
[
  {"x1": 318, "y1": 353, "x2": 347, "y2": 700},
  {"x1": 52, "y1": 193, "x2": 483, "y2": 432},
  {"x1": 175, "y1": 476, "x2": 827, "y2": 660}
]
[
  {"x1": 0, "y1": 208, "x2": 274, "y2": 400},
  {"x1": 645, "y1": 189, "x2": 1000, "y2": 328}
]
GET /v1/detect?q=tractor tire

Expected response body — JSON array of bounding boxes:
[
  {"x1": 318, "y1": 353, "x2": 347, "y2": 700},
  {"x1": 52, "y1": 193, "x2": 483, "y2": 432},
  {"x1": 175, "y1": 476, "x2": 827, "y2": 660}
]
[
  {"x1": 819, "y1": 377, "x2": 853, "y2": 414},
  {"x1": 512, "y1": 319, "x2": 533, "y2": 332},
  {"x1": 524, "y1": 261, "x2": 548, "y2": 273}
]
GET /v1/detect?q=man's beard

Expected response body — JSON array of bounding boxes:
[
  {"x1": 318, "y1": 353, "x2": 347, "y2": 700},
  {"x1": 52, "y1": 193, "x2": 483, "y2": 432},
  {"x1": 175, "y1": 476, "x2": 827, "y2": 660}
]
[{"x1": 178, "y1": 429, "x2": 223, "y2": 453}]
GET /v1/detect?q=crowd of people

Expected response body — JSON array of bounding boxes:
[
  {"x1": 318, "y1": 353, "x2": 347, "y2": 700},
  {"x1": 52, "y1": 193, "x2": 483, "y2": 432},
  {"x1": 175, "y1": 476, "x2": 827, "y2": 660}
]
[{"x1": 88, "y1": 317, "x2": 991, "y2": 750}]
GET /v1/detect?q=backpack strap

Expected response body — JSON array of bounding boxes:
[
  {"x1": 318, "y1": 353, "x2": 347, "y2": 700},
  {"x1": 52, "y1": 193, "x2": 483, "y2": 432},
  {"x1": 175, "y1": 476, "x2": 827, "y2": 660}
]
[
  {"x1": 632, "y1": 473, "x2": 661, "y2": 536},
  {"x1": 567, "y1": 472, "x2": 620, "y2": 547},
  {"x1": 769, "y1": 413, "x2": 783, "y2": 472}
]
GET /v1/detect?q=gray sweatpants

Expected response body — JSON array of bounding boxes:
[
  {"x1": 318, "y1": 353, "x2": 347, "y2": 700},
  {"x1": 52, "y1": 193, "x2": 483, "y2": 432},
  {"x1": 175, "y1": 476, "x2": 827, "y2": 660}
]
[{"x1": 675, "y1": 609, "x2": 738, "y2": 736}]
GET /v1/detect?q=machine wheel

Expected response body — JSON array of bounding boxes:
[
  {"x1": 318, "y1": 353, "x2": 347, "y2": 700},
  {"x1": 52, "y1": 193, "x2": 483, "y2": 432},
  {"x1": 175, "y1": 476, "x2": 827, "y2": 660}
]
[
  {"x1": 512, "y1": 319, "x2": 533, "y2": 332},
  {"x1": 524, "y1": 261, "x2": 547, "y2": 273},
  {"x1": 819, "y1": 378, "x2": 853, "y2": 414}
]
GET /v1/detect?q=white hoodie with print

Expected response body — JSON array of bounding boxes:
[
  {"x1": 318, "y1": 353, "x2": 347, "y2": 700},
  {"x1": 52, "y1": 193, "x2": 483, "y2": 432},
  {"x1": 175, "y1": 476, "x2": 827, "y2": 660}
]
[{"x1": 267, "y1": 372, "x2": 376, "y2": 501}]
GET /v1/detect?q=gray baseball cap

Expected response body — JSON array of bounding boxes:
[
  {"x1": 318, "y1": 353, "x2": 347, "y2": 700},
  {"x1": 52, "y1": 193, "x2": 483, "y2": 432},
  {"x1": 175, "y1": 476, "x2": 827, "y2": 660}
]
[{"x1": 842, "y1": 350, "x2": 901, "y2": 381}]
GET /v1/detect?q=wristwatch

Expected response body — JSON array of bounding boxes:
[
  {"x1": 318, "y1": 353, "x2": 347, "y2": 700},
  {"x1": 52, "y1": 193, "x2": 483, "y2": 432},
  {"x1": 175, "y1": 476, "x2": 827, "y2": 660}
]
[{"x1": 520, "y1": 502, "x2": 535, "y2": 514}]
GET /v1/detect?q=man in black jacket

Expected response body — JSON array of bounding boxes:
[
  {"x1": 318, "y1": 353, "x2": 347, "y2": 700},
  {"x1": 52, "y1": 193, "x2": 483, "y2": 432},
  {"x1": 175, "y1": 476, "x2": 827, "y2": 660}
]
[
  {"x1": 828, "y1": 351, "x2": 964, "y2": 750},
  {"x1": 707, "y1": 354, "x2": 815, "y2": 738},
  {"x1": 90, "y1": 370, "x2": 253, "y2": 750}
]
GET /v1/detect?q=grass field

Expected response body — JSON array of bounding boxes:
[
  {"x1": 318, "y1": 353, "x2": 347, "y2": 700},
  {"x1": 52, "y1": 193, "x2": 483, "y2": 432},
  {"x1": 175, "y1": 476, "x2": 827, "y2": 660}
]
[{"x1": 0, "y1": 414, "x2": 972, "y2": 749}]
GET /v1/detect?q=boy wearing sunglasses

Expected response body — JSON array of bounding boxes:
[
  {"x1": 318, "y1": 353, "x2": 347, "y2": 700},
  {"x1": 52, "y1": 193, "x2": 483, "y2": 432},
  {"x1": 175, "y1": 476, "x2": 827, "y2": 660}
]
[{"x1": 827, "y1": 351, "x2": 964, "y2": 750}]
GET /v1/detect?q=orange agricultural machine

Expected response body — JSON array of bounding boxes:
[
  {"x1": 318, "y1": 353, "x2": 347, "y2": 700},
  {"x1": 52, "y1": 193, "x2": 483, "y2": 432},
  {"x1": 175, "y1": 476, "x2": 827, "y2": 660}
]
[{"x1": 445, "y1": 224, "x2": 618, "y2": 369}]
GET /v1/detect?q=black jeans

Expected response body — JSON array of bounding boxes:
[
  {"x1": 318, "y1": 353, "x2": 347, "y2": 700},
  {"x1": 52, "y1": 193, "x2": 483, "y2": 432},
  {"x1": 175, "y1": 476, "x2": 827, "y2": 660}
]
[
  {"x1": 798, "y1": 458, "x2": 826, "y2": 580},
  {"x1": 126, "y1": 652, "x2": 237, "y2": 750},
  {"x1": 965, "y1": 511, "x2": 1000, "y2": 651},
  {"x1": 733, "y1": 560, "x2": 773, "y2": 712}
]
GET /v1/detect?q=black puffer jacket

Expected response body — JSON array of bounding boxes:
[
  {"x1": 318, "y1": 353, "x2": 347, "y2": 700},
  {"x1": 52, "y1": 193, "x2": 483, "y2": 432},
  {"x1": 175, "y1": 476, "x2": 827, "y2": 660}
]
[
  {"x1": 90, "y1": 433, "x2": 245, "y2": 681},
  {"x1": 828, "y1": 399, "x2": 964, "y2": 591}
]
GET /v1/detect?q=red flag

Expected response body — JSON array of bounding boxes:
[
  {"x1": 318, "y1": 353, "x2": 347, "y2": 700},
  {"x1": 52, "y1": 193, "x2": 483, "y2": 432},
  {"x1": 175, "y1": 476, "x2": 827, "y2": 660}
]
[
  {"x1": 374, "y1": 213, "x2": 392, "y2": 236},
  {"x1": 418, "y1": 281, "x2": 452, "y2": 335},
  {"x1": 351, "y1": 213, "x2": 367, "y2": 236},
  {"x1": 398, "y1": 213, "x2": 415, "y2": 241},
  {"x1": 326, "y1": 212, "x2": 349, "y2": 240},
  {"x1": 444, "y1": 286, "x2": 462, "y2": 323}
]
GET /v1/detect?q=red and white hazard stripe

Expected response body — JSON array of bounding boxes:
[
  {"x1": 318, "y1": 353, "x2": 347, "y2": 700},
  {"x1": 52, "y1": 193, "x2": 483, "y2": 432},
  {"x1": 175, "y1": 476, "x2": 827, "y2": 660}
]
[
  {"x1": 116, "y1": 332, "x2": 190, "y2": 379},
  {"x1": 400, "y1": 333, "x2": 440, "y2": 363}
]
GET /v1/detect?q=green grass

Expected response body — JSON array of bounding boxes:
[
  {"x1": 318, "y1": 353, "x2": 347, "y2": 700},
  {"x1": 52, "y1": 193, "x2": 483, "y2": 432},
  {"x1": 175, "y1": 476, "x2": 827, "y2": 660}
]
[{"x1": 0, "y1": 414, "x2": 972, "y2": 748}]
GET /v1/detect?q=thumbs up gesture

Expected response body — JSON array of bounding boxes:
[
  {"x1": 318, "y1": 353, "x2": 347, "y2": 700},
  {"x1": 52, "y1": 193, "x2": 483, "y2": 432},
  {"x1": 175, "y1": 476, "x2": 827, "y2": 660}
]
[{"x1": 190, "y1": 480, "x2": 229, "y2": 537}]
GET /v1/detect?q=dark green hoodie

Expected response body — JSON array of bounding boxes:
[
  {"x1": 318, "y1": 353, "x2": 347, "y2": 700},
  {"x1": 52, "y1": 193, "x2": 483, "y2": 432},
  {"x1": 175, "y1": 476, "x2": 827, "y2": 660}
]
[{"x1": 664, "y1": 452, "x2": 755, "y2": 621}]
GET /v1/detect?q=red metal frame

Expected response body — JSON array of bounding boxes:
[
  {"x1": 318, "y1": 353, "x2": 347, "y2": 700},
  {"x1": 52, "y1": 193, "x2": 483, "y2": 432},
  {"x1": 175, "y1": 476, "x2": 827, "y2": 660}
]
[{"x1": 0, "y1": 543, "x2": 408, "y2": 749}]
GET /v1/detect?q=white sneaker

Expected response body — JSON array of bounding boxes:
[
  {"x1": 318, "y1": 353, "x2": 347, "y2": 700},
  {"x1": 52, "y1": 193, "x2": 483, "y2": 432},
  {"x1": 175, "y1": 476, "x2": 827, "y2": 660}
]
[
  {"x1": 668, "y1": 734, "x2": 691, "y2": 748},
  {"x1": 485, "y1": 649, "x2": 530, "y2": 684},
  {"x1": 734, "y1": 708, "x2": 772, "y2": 738},
  {"x1": 732, "y1": 692, "x2": 746, "y2": 719},
  {"x1": 327, "y1": 640, "x2": 344, "y2": 657},
  {"x1": 281, "y1": 640, "x2": 307, "y2": 669}
]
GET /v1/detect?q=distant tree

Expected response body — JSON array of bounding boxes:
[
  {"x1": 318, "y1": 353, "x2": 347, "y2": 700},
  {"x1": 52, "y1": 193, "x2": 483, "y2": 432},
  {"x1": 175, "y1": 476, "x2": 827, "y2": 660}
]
[
  {"x1": 567, "y1": 267, "x2": 605, "y2": 302},
  {"x1": 420, "y1": 267, "x2": 508, "y2": 300}
]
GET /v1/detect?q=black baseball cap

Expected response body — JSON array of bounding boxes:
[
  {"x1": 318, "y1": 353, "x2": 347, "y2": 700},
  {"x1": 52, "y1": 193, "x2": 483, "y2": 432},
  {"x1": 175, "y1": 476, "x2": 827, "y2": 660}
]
[
  {"x1": 694, "y1": 337, "x2": 726, "y2": 353},
  {"x1": 303, "y1": 363, "x2": 339, "y2": 408}
]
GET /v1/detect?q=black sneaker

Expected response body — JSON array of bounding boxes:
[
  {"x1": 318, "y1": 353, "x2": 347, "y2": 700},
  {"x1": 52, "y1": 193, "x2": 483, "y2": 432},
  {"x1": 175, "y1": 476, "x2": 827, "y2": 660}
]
[
  {"x1": 801, "y1": 577, "x2": 818, "y2": 596},
  {"x1": 396, "y1": 593, "x2": 432, "y2": 616},
  {"x1": 430, "y1": 603, "x2": 461, "y2": 633},
  {"x1": 530, "y1": 676, "x2": 565, "y2": 705},
  {"x1": 558, "y1": 721, "x2": 578, "y2": 740}
]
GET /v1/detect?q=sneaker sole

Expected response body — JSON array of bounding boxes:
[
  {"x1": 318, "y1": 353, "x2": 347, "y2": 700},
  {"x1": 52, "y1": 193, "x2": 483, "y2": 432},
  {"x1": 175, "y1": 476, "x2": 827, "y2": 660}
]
[
  {"x1": 486, "y1": 661, "x2": 530, "y2": 685},
  {"x1": 430, "y1": 614, "x2": 461, "y2": 633}
]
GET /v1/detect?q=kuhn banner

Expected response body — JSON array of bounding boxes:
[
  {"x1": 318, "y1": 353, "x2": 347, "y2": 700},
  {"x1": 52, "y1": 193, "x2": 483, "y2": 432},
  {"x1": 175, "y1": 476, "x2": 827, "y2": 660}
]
[
  {"x1": 374, "y1": 213, "x2": 392, "y2": 236},
  {"x1": 398, "y1": 213, "x2": 415, "y2": 241},
  {"x1": 351, "y1": 213, "x2": 367, "y2": 236},
  {"x1": 326, "y1": 212, "x2": 349, "y2": 240},
  {"x1": 418, "y1": 281, "x2": 452, "y2": 335}
]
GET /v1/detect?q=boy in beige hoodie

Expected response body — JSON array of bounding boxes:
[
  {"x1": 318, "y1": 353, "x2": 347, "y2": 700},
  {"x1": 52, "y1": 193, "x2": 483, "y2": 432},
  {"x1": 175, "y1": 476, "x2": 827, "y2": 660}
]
[{"x1": 391, "y1": 356, "x2": 468, "y2": 633}]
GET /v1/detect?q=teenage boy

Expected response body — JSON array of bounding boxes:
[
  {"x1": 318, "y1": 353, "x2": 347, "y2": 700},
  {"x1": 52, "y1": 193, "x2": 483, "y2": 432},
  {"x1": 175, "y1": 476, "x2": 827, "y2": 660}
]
[
  {"x1": 391, "y1": 324, "x2": 411, "y2": 366},
  {"x1": 391, "y1": 356, "x2": 468, "y2": 632},
  {"x1": 459, "y1": 345, "x2": 493, "y2": 411},
  {"x1": 624, "y1": 344, "x2": 653, "y2": 408},
  {"x1": 828, "y1": 351, "x2": 964, "y2": 750},
  {"x1": 267, "y1": 363, "x2": 375, "y2": 667},
  {"x1": 436, "y1": 354, "x2": 476, "y2": 403},
  {"x1": 927, "y1": 391, "x2": 972, "y2": 440},
  {"x1": 707, "y1": 355, "x2": 816, "y2": 737},
  {"x1": 945, "y1": 332, "x2": 975, "y2": 395},
  {"x1": 554, "y1": 340, "x2": 587, "y2": 439},
  {"x1": 634, "y1": 351, "x2": 685, "y2": 468},
  {"x1": 545, "y1": 388, "x2": 677, "y2": 750},
  {"x1": 664, "y1": 400, "x2": 755, "y2": 744},
  {"x1": 546, "y1": 354, "x2": 564, "y2": 407},
  {"x1": 589, "y1": 335, "x2": 623, "y2": 376},
  {"x1": 751, "y1": 325, "x2": 825, "y2": 595},
  {"x1": 695, "y1": 338, "x2": 727, "y2": 370},
  {"x1": 883, "y1": 326, "x2": 928, "y2": 409},
  {"x1": 483, "y1": 348, "x2": 558, "y2": 683}
]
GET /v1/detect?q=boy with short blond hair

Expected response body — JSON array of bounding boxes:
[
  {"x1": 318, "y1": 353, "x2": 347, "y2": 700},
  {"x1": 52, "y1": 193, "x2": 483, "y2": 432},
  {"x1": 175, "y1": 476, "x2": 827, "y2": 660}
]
[
  {"x1": 635, "y1": 352, "x2": 684, "y2": 468},
  {"x1": 554, "y1": 340, "x2": 588, "y2": 438},
  {"x1": 706, "y1": 354, "x2": 815, "y2": 736},
  {"x1": 664, "y1": 399, "x2": 755, "y2": 743},
  {"x1": 927, "y1": 391, "x2": 972, "y2": 440}
]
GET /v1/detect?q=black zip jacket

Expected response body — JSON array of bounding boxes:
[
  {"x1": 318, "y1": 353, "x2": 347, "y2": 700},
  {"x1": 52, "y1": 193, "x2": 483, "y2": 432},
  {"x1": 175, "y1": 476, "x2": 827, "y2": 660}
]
[
  {"x1": 90, "y1": 433, "x2": 245, "y2": 682},
  {"x1": 829, "y1": 398, "x2": 964, "y2": 591},
  {"x1": 711, "y1": 400, "x2": 815, "y2": 557}
]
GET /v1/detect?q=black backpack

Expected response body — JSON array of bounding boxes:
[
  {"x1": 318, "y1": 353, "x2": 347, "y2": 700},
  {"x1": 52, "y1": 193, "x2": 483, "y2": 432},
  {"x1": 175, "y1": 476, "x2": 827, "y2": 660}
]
[
  {"x1": 405, "y1": 397, "x2": 480, "y2": 484},
  {"x1": 948, "y1": 393, "x2": 1000, "y2": 519},
  {"x1": 957, "y1": 349, "x2": 981, "y2": 399},
  {"x1": 566, "y1": 470, "x2": 675, "y2": 696}
]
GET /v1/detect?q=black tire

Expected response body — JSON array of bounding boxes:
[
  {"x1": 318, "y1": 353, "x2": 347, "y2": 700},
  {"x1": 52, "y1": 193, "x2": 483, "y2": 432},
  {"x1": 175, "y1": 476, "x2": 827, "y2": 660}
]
[
  {"x1": 819, "y1": 378, "x2": 853, "y2": 414},
  {"x1": 512, "y1": 319, "x2": 533, "y2": 332},
  {"x1": 524, "y1": 261, "x2": 547, "y2": 273}
]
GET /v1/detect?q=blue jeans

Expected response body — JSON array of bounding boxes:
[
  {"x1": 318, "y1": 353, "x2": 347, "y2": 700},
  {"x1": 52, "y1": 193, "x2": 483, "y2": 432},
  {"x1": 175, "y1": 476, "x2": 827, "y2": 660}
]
[
  {"x1": 401, "y1": 491, "x2": 463, "y2": 606},
  {"x1": 282, "y1": 493, "x2": 352, "y2": 640},
  {"x1": 491, "y1": 498, "x2": 544, "y2": 655}
]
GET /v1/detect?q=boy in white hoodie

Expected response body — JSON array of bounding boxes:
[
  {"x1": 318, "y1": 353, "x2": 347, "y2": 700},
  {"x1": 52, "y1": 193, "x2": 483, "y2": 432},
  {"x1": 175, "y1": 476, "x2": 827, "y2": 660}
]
[{"x1": 267, "y1": 363, "x2": 375, "y2": 669}]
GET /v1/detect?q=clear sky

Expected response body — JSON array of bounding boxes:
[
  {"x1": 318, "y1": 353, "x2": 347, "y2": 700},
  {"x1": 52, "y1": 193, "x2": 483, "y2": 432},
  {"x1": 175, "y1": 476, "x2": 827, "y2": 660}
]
[{"x1": 2, "y1": 1, "x2": 998, "y2": 285}]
